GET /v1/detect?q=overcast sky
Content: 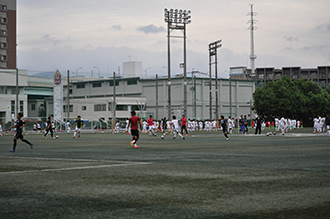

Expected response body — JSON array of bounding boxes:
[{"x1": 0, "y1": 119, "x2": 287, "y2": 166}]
[{"x1": 17, "y1": 0, "x2": 330, "y2": 78}]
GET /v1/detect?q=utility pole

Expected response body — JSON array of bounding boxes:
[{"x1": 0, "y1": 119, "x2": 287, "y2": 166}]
[
  {"x1": 67, "y1": 70, "x2": 70, "y2": 121},
  {"x1": 15, "y1": 68, "x2": 18, "y2": 115},
  {"x1": 208, "y1": 40, "x2": 222, "y2": 120},
  {"x1": 113, "y1": 72, "x2": 116, "y2": 129},
  {"x1": 248, "y1": 4, "x2": 257, "y2": 77},
  {"x1": 194, "y1": 75, "x2": 196, "y2": 118},
  {"x1": 156, "y1": 74, "x2": 158, "y2": 119}
]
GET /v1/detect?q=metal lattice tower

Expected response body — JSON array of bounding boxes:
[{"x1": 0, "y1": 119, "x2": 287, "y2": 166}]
[{"x1": 248, "y1": 4, "x2": 257, "y2": 77}]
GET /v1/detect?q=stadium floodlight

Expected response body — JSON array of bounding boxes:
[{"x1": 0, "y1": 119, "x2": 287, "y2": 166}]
[{"x1": 164, "y1": 8, "x2": 192, "y2": 118}]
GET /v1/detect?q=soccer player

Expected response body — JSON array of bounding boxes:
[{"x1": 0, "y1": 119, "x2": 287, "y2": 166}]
[
  {"x1": 313, "y1": 116, "x2": 318, "y2": 133},
  {"x1": 180, "y1": 115, "x2": 188, "y2": 136},
  {"x1": 170, "y1": 115, "x2": 184, "y2": 139},
  {"x1": 244, "y1": 115, "x2": 249, "y2": 134},
  {"x1": 199, "y1": 120, "x2": 203, "y2": 131},
  {"x1": 66, "y1": 120, "x2": 71, "y2": 133},
  {"x1": 255, "y1": 115, "x2": 262, "y2": 135},
  {"x1": 142, "y1": 119, "x2": 148, "y2": 133},
  {"x1": 127, "y1": 110, "x2": 142, "y2": 148},
  {"x1": 220, "y1": 115, "x2": 229, "y2": 140},
  {"x1": 33, "y1": 123, "x2": 37, "y2": 134},
  {"x1": 73, "y1": 115, "x2": 84, "y2": 138},
  {"x1": 0, "y1": 122, "x2": 3, "y2": 136},
  {"x1": 9, "y1": 113, "x2": 33, "y2": 152},
  {"x1": 147, "y1": 115, "x2": 156, "y2": 137},
  {"x1": 325, "y1": 114, "x2": 330, "y2": 136},
  {"x1": 44, "y1": 117, "x2": 54, "y2": 139},
  {"x1": 37, "y1": 122, "x2": 41, "y2": 134},
  {"x1": 239, "y1": 115, "x2": 246, "y2": 135},
  {"x1": 125, "y1": 118, "x2": 130, "y2": 134},
  {"x1": 114, "y1": 120, "x2": 121, "y2": 133}
]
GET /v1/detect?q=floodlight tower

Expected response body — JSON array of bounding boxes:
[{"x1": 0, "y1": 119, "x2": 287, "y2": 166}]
[
  {"x1": 164, "y1": 8, "x2": 191, "y2": 119},
  {"x1": 248, "y1": 4, "x2": 257, "y2": 78}
]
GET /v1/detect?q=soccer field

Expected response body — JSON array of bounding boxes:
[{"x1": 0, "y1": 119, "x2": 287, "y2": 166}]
[{"x1": 1, "y1": 128, "x2": 329, "y2": 219}]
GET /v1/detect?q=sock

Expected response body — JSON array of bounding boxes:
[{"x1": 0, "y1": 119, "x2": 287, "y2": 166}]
[
  {"x1": 224, "y1": 134, "x2": 228, "y2": 138},
  {"x1": 13, "y1": 139, "x2": 17, "y2": 150},
  {"x1": 74, "y1": 131, "x2": 77, "y2": 137},
  {"x1": 135, "y1": 136, "x2": 139, "y2": 143},
  {"x1": 22, "y1": 139, "x2": 31, "y2": 145}
]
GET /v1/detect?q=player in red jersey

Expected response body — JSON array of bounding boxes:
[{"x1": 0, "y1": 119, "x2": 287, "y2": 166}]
[
  {"x1": 180, "y1": 114, "x2": 188, "y2": 137},
  {"x1": 127, "y1": 110, "x2": 142, "y2": 148},
  {"x1": 147, "y1": 115, "x2": 156, "y2": 137}
]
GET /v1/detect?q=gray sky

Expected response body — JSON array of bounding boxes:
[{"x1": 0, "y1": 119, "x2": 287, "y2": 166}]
[{"x1": 17, "y1": 0, "x2": 330, "y2": 78}]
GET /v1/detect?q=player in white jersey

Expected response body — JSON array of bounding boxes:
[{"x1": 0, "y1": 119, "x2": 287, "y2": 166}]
[
  {"x1": 297, "y1": 120, "x2": 300, "y2": 129},
  {"x1": 66, "y1": 121, "x2": 71, "y2": 133},
  {"x1": 212, "y1": 120, "x2": 217, "y2": 131},
  {"x1": 125, "y1": 118, "x2": 130, "y2": 134},
  {"x1": 317, "y1": 116, "x2": 322, "y2": 133},
  {"x1": 313, "y1": 117, "x2": 319, "y2": 133},
  {"x1": 37, "y1": 122, "x2": 41, "y2": 134},
  {"x1": 199, "y1": 120, "x2": 203, "y2": 131},
  {"x1": 320, "y1": 117, "x2": 326, "y2": 132},
  {"x1": 114, "y1": 121, "x2": 120, "y2": 133},
  {"x1": 33, "y1": 123, "x2": 37, "y2": 133},
  {"x1": 142, "y1": 120, "x2": 148, "y2": 133},
  {"x1": 0, "y1": 122, "x2": 3, "y2": 136},
  {"x1": 274, "y1": 117, "x2": 279, "y2": 131},
  {"x1": 280, "y1": 117, "x2": 287, "y2": 135},
  {"x1": 169, "y1": 116, "x2": 184, "y2": 139},
  {"x1": 166, "y1": 120, "x2": 171, "y2": 133}
]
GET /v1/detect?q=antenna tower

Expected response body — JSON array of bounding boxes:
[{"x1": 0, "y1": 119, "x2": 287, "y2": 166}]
[{"x1": 248, "y1": 4, "x2": 257, "y2": 77}]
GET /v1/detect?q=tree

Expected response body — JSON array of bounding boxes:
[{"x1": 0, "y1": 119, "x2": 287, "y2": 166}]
[{"x1": 252, "y1": 77, "x2": 330, "y2": 125}]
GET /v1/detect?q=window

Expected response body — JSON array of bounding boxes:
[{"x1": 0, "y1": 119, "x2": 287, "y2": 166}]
[
  {"x1": 258, "y1": 74, "x2": 264, "y2": 79},
  {"x1": 11, "y1": 100, "x2": 15, "y2": 114},
  {"x1": 93, "y1": 82, "x2": 102, "y2": 88},
  {"x1": 82, "y1": 106, "x2": 87, "y2": 111},
  {"x1": 1, "y1": 55, "x2": 7, "y2": 62},
  {"x1": 109, "y1": 81, "x2": 119, "y2": 86},
  {"x1": 1, "y1": 30, "x2": 7, "y2": 37},
  {"x1": 1, "y1": 5, "x2": 7, "y2": 12},
  {"x1": 310, "y1": 71, "x2": 317, "y2": 76},
  {"x1": 77, "y1": 84, "x2": 85, "y2": 89},
  {"x1": 20, "y1": 101, "x2": 24, "y2": 112},
  {"x1": 127, "y1": 80, "x2": 137, "y2": 85},
  {"x1": 63, "y1": 105, "x2": 73, "y2": 113},
  {"x1": 0, "y1": 86, "x2": 7, "y2": 94},
  {"x1": 11, "y1": 88, "x2": 18, "y2": 94},
  {"x1": 1, "y1": 42, "x2": 7, "y2": 49},
  {"x1": 69, "y1": 89, "x2": 72, "y2": 94},
  {"x1": 94, "y1": 104, "x2": 106, "y2": 111},
  {"x1": 31, "y1": 104, "x2": 36, "y2": 111},
  {"x1": 0, "y1": 17, "x2": 7, "y2": 24},
  {"x1": 301, "y1": 71, "x2": 308, "y2": 76},
  {"x1": 116, "y1": 105, "x2": 128, "y2": 111}
]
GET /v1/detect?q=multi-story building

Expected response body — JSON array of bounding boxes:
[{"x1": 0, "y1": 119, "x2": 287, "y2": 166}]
[
  {"x1": 0, "y1": 0, "x2": 16, "y2": 69},
  {"x1": 230, "y1": 65, "x2": 330, "y2": 88}
]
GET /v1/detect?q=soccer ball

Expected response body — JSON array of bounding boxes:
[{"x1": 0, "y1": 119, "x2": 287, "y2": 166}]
[
  {"x1": 56, "y1": 135, "x2": 59, "y2": 139},
  {"x1": 161, "y1": 135, "x2": 164, "y2": 139},
  {"x1": 266, "y1": 132, "x2": 270, "y2": 137}
]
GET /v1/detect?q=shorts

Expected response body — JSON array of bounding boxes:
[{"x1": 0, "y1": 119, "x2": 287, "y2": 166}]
[
  {"x1": 327, "y1": 125, "x2": 330, "y2": 129},
  {"x1": 181, "y1": 125, "x2": 187, "y2": 130},
  {"x1": 75, "y1": 127, "x2": 81, "y2": 132},
  {"x1": 222, "y1": 128, "x2": 228, "y2": 133},
  {"x1": 15, "y1": 131, "x2": 24, "y2": 139},
  {"x1": 131, "y1": 129, "x2": 139, "y2": 137}
]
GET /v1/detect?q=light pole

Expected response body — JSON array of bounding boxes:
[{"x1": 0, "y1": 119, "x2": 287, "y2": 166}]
[
  {"x1": 76, "y1": 67, "x2": 82, "y2": 76},
  {"x1": 164, "y1": 8, "x2": 191, "y2": 118},
  {"x1": 93, "y1": 66, "x2": 100, "y2": 77},
  {"x1": 144, "y1": 67, "x2": 151, "y2": 77},
  {"x1": 208, "y1": 40, "x2": 222, "y2": 120}
]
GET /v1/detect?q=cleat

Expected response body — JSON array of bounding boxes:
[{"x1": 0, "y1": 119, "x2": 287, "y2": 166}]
[
  {"x1": 130, "y1": 141, "x2": 134, "y2": 147},
  {"x1": 173, "y1": 137, "x2": 176, "y2": 139},
  {"x1": 10, "y1": 149, "x2": 15, "y2": 152},
  {"x1": 134, "y1": 145, "x2": 139, "y2": 149},
  {"x1": 73, "y1": 136, "x2": 75, "y2": 138},
  {"x1": 30, "y1": 143, "x2": 33, "y2": 149},
  {"x1": 43, "y1": 136, "x2": 46, "y2": 139},
  {"x1": 78, "y1": 136, "x2": 80, "y2": 138},
  {"x1": 183, "y1": 137, "x2": 185, "y2": 140},
  {"x1": 226, "y1": 138, "x2": 229, "y2": 141},
  {"x1": 186, "y1": 134, "x2": 188, "y2": 136}
]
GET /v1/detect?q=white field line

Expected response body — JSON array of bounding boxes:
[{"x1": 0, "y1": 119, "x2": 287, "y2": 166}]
[
  {"x1": 0, "y1": 163, "x2": 151, "y2": 175},
  {"x1": 0, "y1": 156, "x2": 150, "y2": 165},
  {"x1": 0, "y1": 156, "x2": 152, "y2": 175}
]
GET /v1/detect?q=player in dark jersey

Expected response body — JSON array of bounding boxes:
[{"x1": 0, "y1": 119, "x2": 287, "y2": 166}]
[
  {"x1": 73, "y1": 115, "x2": 84, "y2": 138},
  {"x1": 220, "y1": 115, "x2": 229, "y2": 140},
  {"x1": 10, "y1": 113, "x2": 33, "y2": 152},
  {"x1": 127, "y1": 110, "x2": 142, "y2": 148},
  {"x1": 43, "y1": 117, "x2": 54, "y2": 139}
]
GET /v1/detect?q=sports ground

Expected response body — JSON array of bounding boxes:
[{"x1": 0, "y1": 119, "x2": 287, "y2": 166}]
[{"x1": 1, "y1": 128, "x2": 329, "y2": 219}]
